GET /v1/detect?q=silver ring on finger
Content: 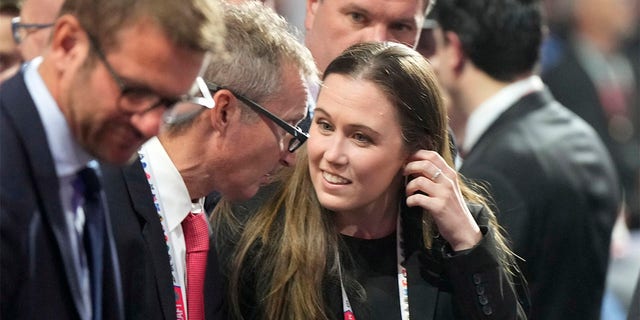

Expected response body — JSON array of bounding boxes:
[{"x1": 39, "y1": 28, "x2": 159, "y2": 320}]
[{"x1": 431, "y1": 168, "x2": 443, "y2": 181}]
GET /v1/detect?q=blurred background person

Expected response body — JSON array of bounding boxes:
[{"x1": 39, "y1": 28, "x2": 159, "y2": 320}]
[
  {"x1": 12, "y1": 0, "x2": 63, "y2": 61},
  {"x1": 0, "y1": 1, "x2": 21, "y2": 83},
  {"x1": 541, "y1": 1, "x2": 640, "y2": 317},
  {"x1": 542, "y1": 0, "x2": 639, "y2": 229}
]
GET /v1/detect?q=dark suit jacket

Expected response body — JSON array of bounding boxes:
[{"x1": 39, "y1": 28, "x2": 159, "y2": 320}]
[
  {"x1": 0, "y1": 71, "x2": 124, "y2": 319},
  {"x1": 101, "y1": 158, "x2": 226, "y2": 320},
  {"x1": 460, "y1": 89, "x2": 620, "y2": 320},
  {"x1": 542, "y1": 44, "x2": 640, "y2": 221}
]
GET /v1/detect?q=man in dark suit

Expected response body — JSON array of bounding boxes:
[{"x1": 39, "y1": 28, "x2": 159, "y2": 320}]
[
  {"x1": 0, "y1": 0, "x2": 225, "y2": 318},
  {"x1": 426, "y1": 1, "x2": 621, "y2": 319},
  {"x1": 100, "y1": 3, "x2": 319, "y2": 320},
  {"x1": 541, "y1": 0, "x2": 639, "y2": 228}
]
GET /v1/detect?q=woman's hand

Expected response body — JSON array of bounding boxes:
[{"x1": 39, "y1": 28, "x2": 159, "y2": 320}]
[{"x1": 404, "y1": 150, "x2": 481, "y2": 251}]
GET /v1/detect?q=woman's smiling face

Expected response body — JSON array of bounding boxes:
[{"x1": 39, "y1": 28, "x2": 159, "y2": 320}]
[{"x1": 308, "y1": 73, "x2": 409, "y2": 215}]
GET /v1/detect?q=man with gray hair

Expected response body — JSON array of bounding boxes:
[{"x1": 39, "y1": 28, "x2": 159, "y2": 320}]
[
  {"x1": 0, "y1": 0, "x2": 225, "y2": 318},
  {"x1": 100, "y1": 2, "x2": 318, "y2": 320}
]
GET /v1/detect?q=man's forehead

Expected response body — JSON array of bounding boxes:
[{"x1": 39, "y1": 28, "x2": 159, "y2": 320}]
[
  {"x1": 277, "y1": 98, "x2": 308, "y2": 124},
  {"x1": 22, "y1": 0, "x2": 62, "y2": 20},
  {"x1": 267, "y1": 79, "x2": 309, "y2": 123},
  {"x1": 327, "y1": 0, "x2": 426, "y2": 16}
]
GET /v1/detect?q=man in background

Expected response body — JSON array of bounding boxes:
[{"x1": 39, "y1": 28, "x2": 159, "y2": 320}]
[
  {"x1": 0, "y1": 2, "x2": 21, "y2": 83},
  {"x1": 427, "y1": 0, "x2": 620, "y2": 319},
  {"x1": 304, "y1": 0, "x2": 429, "y2": 75},
  {"x1": 13, "y1": 0, "x2": 63, "y2": 61}
]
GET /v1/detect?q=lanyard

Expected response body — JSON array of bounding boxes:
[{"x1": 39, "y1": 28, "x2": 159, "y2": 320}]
[
  {"x1": 138, "y1": 151, "x2": 187, "y2": 320},
  {"x1": 338, "y1": 214, "x2": 410, "y2": 320}
]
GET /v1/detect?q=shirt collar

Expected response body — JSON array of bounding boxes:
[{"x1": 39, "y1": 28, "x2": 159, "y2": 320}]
[
  {"x1": 462, "y1": 75, "x2": 545, "y2": 154},
  {"x1": 139, "y1": 137, "x2": 196, "y2": 231}
]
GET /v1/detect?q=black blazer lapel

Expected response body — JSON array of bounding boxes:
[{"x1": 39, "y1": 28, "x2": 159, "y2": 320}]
[
  {"x1": 1, "y1": 72, "x2": 87, "y2": 317},
  {"x1": 406, "y1": 253, "x2": 439, "y2": 320},
  {"x1": 122, "y1": 160, "x2": 176, "y2": 319}
]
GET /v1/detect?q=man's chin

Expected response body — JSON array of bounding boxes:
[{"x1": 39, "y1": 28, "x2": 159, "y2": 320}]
[
  {"x1": 225, "y1": 185, "x2": 261, "y2": 203},
  {"x1": 95, "y1": 147, "x2": 141, "y2": 166}
]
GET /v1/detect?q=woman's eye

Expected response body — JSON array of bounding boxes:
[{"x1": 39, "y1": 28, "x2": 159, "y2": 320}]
[
  {"x1": 317, "y1": 120, "x2": 333, "y2": 131},
  {"x1": 353, "y1": 132, "x2": 371, "y2": 144}
]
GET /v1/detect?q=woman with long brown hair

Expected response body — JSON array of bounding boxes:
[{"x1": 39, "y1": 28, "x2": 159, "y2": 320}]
[{"x1": 212, "y1": 41, "x2": 528, "y2": 320}]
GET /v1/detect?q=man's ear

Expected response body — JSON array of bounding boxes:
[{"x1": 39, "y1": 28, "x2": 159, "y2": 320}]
[
  {"x1": 305, "y1": 0, "x2": 321, "y2": 32},
  {"x1": 209, "y1": 89, "x2": 238, "y2": 133},
  {"x1": 444, "y1": 31, "x2": 466, "y2": 74},
  {"x1": 49, "y1": 14, "x2": 89, "y2": 72}
]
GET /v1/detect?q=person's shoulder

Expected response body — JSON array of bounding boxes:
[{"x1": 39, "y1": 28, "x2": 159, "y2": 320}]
[
  {"x1": 531, "y1": 98, "x2": 608, "y2": 152},
  {"x1": 501, "y1": 91, "x2": 604, "y2": 153}
]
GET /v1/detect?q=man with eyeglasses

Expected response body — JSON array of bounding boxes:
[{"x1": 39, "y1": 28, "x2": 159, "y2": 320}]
[
  {"x1": 0, "y1": 2, "x2": 21, "y2": 83},
  {"x1": 12, "y1": 0, "x2": 63, "y2": 62},
  {"x1": 0, "y1": 0, "x2": 226, "y2": 319},
  {"x1": 99, "y1": 2, "x2": 318, "y2": 320}
]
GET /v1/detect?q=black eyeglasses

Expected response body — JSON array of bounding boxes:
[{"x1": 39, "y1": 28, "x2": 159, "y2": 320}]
[
  {"x1": 11, "y1": 17, "x2": 55, "y2": 44},
  {"x1": 86, "y1": 32, "x2": 191, "y2": 115},
  {"x1": 204, "y1": 80, "x2": 309, "y2": 153}
]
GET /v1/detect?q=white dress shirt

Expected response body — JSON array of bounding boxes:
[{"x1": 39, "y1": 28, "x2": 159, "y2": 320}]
[
  {"x1": 459, "y1": 75, "x2": 545, "y2": 168},
  {"x1": 138, "y1": 137, "x2": 206, "y2": 319}
]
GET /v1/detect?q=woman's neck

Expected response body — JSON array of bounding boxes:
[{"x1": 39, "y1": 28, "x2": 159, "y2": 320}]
[{"x1": 335, "y1": 202, "x2": 399, "y2": 240}]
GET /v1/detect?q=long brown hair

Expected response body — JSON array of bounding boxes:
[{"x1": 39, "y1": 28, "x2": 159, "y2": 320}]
[{"x1": 213, "y1": 42, "x2": 518, "y2": 319}]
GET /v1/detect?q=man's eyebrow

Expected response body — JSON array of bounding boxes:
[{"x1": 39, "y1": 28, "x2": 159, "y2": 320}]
[
  {"x1": 341, "y1": 2, "x2": 419, "y2": 25},
  {"x1": 340, "y1": 3, "x2": 371, "y2": 17}
]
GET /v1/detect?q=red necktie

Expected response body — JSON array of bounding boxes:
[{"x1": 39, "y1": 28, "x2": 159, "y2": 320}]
[{"x1": 181, "y1": 213, "x2": 209, "y2": 320}]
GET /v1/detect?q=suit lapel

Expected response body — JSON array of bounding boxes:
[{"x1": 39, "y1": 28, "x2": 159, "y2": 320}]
[
  {"x1": 122, "y1": 160, "x2": 176, "y2": 319},
  {"x1": 98, "y1": 187, "x2": 125, "y2": 320},
  {"x1": 1, "y1": 72, "x2": 88, "y2": 317},
  {"x1": 465, "y1": 89, "x2": 553, "y2": 161}
]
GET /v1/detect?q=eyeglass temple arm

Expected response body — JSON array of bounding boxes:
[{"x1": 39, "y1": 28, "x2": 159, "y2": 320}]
[
  {"x1": 236, "y1": 94, "x2": 310, "y2": 139},
  {"x1": 190, "y1": 77, "x2": 215, "y2": 109}
]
